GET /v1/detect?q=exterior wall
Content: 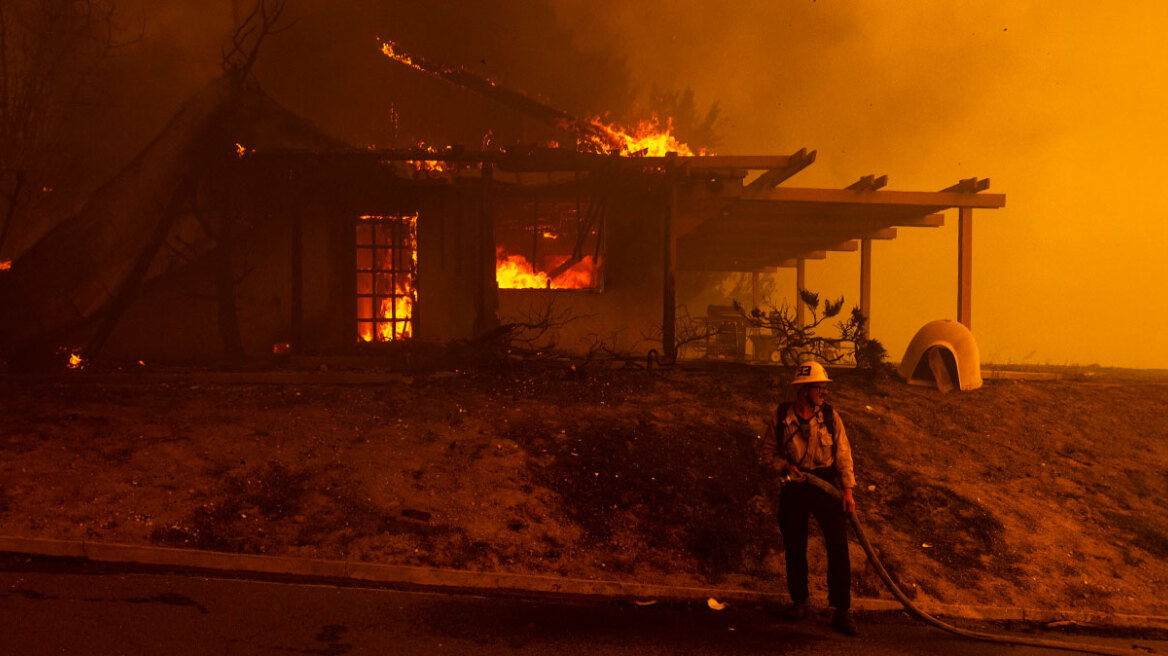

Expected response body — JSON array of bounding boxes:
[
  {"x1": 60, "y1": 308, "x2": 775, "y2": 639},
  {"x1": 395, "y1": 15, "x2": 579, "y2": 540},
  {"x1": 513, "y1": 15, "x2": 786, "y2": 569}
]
[
  {"x1": 496, "y1": 179, "x2": 666, "y2": 358},
  {"x1": 414, "y1": 188, "x2": 493, "y2": 345}
]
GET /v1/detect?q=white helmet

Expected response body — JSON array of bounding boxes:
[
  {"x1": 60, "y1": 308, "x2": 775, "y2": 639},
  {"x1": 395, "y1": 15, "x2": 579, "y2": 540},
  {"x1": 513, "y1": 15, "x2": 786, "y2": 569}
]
[{"x1": 792, "y1": 360, "x2": 831, "y2": 385}]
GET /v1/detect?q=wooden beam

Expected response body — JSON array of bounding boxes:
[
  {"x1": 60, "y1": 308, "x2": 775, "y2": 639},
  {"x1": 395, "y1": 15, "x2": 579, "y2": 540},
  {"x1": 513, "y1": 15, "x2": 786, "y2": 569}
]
[
  {"x1": 742, "y1": 148, "x2": 817, "y2": 197},
  {"x1": 958, "y1": 206, "x2": 973, "y2": 329},
  {"x1": 678, "y1": 234, "x2": 861, "y2": 252},
  {"x1": 664, "y1": 173, "x2": 679, "y2": 362},
  {"x1": 845, "y1": 174, "x2": 888, "y2": 191},
  {"x1": 866, "y1": 227, "x2": 898, "y2": 239},
  {"x1": 762, "y1": 186, "x2": 1005, "y2": 209},
  {"x1": 943, "y1": 177, "x2": 991, "y2": 193},
  {"x1": 677, "y1": 262, "x2": 789, "y2": 272},
  {"x1": 678, "y1": 250, "x2": 827, "y2": 271}
]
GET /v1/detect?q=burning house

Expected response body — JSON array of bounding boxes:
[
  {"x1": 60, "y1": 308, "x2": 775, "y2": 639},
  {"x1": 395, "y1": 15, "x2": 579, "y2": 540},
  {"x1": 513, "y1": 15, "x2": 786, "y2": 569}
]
[{"x1": 0, "y1": 41, "x2": 1004, "y2": 369}]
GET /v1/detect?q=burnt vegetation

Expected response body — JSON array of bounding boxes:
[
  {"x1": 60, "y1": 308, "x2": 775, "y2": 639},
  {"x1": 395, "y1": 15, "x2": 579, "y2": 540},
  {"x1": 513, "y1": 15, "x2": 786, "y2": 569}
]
[{"x1": 503, "y1": 413, "x2": 779, "y2": 578}]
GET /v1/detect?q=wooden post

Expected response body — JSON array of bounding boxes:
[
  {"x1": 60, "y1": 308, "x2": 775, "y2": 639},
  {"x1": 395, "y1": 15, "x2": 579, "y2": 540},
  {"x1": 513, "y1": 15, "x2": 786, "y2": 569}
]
[
  {"x1": 751, "y1": 271, "x2": 760, "y2": 360},
  {"x1": 663, "y1": 171, "x2": 678, "y2": 362},
  {"x1": 291, "y1": 206, "x2": 303, "y2": 349},
  {"x1": 474, "y1": 163, "x2": 499, "y2": 337},
  {"x1": 958, "y1": 207, "x2": 973, "y2": 330},
  {"x1": 796, "y1": 258, "x2": 806, "y2": 328},
  {"x1": 859, "y1": 237, "x2": 872, "y2": 338}
]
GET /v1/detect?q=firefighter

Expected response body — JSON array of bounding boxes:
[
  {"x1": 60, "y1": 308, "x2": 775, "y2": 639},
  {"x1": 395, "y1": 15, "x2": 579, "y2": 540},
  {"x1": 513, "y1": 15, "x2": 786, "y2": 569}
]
[{"x1": 761, "y1": 360, "x2": 858, "y2": 636}]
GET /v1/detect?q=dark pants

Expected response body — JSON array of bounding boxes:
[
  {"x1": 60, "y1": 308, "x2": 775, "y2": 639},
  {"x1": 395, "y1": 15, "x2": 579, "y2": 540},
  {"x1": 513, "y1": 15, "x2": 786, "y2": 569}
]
[{"x1": 778, "y1": 468, "x2": 851, "y2": 610}]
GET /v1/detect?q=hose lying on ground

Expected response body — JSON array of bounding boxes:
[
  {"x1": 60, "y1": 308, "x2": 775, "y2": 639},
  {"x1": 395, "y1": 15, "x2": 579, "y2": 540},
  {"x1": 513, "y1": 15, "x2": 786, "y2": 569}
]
[{"x1": 797, "y1": 472, "x2": 1155, "y2": 656}]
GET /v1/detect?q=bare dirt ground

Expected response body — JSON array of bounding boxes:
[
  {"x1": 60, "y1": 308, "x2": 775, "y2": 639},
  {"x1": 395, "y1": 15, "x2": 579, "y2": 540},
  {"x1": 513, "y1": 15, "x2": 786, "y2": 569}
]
[{"x1": 2, "y1": 360, "x2": 1167, "y2": 617}]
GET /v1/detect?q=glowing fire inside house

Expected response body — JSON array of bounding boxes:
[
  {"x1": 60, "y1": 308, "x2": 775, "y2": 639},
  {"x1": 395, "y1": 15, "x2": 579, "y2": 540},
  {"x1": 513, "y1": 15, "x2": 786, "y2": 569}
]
[
  {"x1": 495, "y1": 198, "x2": 603, "y2": 290},
  {"x1": 496, "y1": 251, "x2": 599, "y2": 289},
  {"x1": 356, "y1": 214, "x2": 417, "y2": 342}
]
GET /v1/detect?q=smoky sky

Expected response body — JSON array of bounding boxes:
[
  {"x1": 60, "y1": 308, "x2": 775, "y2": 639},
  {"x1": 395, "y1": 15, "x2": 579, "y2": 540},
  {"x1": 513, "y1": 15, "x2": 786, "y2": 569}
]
[{"x1": 24, "y1": 0, "x2": 1168, "y2": 368}]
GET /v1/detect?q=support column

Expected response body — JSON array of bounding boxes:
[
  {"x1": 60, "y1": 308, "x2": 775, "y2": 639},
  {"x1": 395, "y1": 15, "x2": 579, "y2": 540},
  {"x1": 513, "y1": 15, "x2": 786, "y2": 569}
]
[
  {"x1": 663, "y1": 172, "x2": 678, "y2": 362},
  {"x1": 957, "y1": 207, "x2": 973, "y2": 330},
  {"x1": 751, "y1": 271, "x2": 760, "y2": 312},
  {"x1": 795, "y1": 258, "x2": 806, "y2": 328},
  {"x1": 859, "y1": 237, "x2": 871, "y2": 338},
  {"x1": 291, "y1": 206, "x2": 303, "y2": 349},
  {"x1": 474, "y1": 164, "x2": 498, "y2": 338}
]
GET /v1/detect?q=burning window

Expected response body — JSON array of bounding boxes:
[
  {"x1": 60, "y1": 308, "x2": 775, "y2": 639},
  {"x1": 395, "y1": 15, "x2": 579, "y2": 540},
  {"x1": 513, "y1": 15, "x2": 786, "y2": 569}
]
[
  {"x1": 356, "y1": 214, "x2": 417, "y2": 342},
  {"x1": 496, "y1": 197, "x2": 603, "y2": 290}
]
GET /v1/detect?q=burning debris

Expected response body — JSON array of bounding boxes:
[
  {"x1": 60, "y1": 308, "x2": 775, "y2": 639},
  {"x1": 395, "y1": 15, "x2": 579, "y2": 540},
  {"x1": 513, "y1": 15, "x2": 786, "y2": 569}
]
[
  {"x1": 65, "y1": 352, "x2": 85, "y2": 370},
  {"x1": 376, "y1": 37, "x2": 703, "y2": 158}
]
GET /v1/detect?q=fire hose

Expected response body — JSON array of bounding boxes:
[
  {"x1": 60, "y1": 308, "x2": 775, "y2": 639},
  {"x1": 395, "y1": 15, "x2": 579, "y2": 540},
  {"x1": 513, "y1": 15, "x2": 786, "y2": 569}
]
[{"x1": 791, "y1": 472, "x2": 1156, "y2": 656}]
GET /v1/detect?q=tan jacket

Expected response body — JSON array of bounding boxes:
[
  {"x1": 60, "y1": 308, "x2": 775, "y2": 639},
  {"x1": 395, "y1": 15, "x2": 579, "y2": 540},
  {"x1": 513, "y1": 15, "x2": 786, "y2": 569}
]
[{"x1": 760, "y1": 404, "x2": 856, "y2": 489}]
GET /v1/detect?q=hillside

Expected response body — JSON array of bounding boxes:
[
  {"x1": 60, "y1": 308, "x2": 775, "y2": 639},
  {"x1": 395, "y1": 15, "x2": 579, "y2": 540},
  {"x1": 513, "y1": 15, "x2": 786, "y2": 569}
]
[{"x1": 1, "y1": 362, "x2": 1166, "y2": 616}]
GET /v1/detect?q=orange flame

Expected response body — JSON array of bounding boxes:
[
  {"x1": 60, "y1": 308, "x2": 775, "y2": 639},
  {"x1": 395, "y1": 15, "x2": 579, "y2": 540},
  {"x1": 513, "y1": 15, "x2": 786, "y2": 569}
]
[
  {"x1": 234, "y1": 142, "x2": 252, "y2": 158},
  {"x1": 496, "y1": 249, "x2": 598, "y2": 289},
  {"x1": 357, "y1": 214, "x2": 418, "y2": 342},
  {"x1": 578, "y1": 115, "x2": 704, "y2": 157},
  {"x1": 378, "y1": 39, "x2": 427, "y2": 73},
  {"x1": 408, "y1": 142, "x2": 451, "y2": 173},
  {"x1": 67, "y1": 353, "x2": 85, "y2": 370},
  {"x1": 0, "y1": 260, "x2": 11, "y2": 271}
]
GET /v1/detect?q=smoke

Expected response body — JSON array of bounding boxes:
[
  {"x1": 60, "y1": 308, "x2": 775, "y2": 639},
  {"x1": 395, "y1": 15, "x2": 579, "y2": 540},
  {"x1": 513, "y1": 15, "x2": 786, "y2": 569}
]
[{"x1": 21, "y1": 0, "x2": 1168, "y2": 367}]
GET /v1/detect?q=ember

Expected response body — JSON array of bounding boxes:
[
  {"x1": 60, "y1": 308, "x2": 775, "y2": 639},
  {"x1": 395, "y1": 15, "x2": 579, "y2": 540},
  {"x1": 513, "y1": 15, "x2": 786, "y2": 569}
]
[
  {"x1": 0, "y1": 260, "x2": 11, "y2": 271},
  {"x1": 408, "y1": 141, "x2": 451, "y2": 173}
]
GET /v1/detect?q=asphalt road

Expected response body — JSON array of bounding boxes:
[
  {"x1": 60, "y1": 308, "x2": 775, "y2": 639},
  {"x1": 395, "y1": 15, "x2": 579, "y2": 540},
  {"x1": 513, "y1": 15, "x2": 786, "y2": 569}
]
[{"x1": 1, "y1": 564, "x2": 1164, "y2": 655}]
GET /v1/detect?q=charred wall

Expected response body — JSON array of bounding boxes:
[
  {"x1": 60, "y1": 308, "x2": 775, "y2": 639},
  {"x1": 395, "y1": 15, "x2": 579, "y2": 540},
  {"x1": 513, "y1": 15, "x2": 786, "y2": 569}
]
[{"x1": 496, "y1": 174, "x2": 666, "y2": 357}]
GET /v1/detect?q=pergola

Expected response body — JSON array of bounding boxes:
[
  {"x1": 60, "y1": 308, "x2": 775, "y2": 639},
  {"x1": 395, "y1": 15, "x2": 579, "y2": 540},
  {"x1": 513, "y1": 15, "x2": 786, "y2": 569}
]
[{"x1": 659, "y1": 149, "x2": 1005, "y2": 359}]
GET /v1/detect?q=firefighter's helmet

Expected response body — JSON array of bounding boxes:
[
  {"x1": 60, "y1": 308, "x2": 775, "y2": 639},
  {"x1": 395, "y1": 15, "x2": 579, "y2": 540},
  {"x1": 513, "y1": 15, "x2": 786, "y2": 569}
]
[{"x1": 792, "y1": 360, "x2": 831, "y2": 385}]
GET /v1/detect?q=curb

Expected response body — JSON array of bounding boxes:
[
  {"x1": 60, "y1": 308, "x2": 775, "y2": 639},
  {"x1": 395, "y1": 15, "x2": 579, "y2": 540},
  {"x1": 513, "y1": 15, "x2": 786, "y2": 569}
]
[{"x1": 3, "y1": 536, "x2": 1167, "y2": 632}]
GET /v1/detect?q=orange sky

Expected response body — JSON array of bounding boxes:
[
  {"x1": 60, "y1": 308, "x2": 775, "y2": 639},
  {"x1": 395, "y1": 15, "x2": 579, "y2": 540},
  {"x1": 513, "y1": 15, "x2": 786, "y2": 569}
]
[{"x1": 554, "y1": 0, "x2": 1168, "y2": 369}]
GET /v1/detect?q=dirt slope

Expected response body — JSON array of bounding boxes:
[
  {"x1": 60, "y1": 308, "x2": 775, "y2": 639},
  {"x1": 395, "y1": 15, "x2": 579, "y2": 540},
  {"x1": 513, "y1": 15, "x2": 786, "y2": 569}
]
[{"x1": 1, "y1": 363, "x2": 1166, "y2": 616}]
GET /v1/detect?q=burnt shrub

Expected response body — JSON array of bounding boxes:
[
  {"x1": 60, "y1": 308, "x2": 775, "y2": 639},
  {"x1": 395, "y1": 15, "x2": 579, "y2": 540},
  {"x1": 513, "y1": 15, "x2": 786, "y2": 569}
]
[
  {"x1": 505, "y1": 414, "x2": 780, "y2": 579},
  {"x1": 152, "y1": 461, "x2": 317, "y2": 552}
]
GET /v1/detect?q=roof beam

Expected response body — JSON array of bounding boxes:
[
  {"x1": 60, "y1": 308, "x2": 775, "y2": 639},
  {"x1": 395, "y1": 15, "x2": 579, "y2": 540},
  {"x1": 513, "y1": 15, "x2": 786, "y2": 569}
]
[
  {"x1": 845, "y1": 174, "x2": 888, "y2": 191},
  {"x1": 761, "y1": 186, "x2": 1005, "y2": 209},
  {"x1": 742, "y1": 148, "x2": 817, "y2": 197},
  {"x1": 678, "y1": 251, "x2": 827, "y2": 271},
  {"x1": 942, "y1": 177, "x2": 991, "y2": 193}
]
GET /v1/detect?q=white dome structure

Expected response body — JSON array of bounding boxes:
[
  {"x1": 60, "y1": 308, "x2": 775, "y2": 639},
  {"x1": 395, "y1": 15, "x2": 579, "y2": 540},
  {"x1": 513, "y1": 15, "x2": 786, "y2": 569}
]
[{"x1": 898, "y1": 320, "x2": 982, "y2": 391}]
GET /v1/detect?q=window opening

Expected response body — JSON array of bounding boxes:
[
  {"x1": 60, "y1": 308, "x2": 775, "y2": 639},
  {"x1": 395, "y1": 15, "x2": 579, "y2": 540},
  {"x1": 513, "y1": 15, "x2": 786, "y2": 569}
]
[
  {"x1": 356, "y1": 213, "x2": 417, "y2": 342},
  {"x1": 495, "y1": 195, "x2": 604, "y2": 290}
]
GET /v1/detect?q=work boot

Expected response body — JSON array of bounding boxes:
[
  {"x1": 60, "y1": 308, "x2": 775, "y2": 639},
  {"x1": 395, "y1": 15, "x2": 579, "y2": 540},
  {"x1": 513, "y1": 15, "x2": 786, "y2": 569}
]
[
  {"x1": 832, "y1": 608, "x2": 858, "y2": 636},
  {"x1": 780, "y1": 600, "x2": 809, "y2": 620}
]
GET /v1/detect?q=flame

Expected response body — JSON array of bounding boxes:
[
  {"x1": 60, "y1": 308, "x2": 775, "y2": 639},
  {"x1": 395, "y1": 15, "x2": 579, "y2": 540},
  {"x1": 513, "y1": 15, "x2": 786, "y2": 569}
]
[
  {"x1": 0, "y1": 260, "x2": 11, "y2": 271},
  {"x1": 577, "y1": 115, "x2": 704, "y2": 157},
  {"x1": 234, "y1": 142, "x2": 252, "y2": 158},
  {"x1": 379, "y1": 39, "x2": 427, "y2": 73},
  {"x1": 67, "y1": 353, "x2": 85, "y2": 370},
  {"x1": 496, "y1": 249, "x2": 598, "y2": 289},
  {"x1": 357, "y1": 214, "x2": 417, "y2": 342},
  {"x1": 407, "y1": 141, "x2": 451, "y2": 173},
  {"x1": 272, "y1": 342, "x2": 292, "y2": 355}
]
